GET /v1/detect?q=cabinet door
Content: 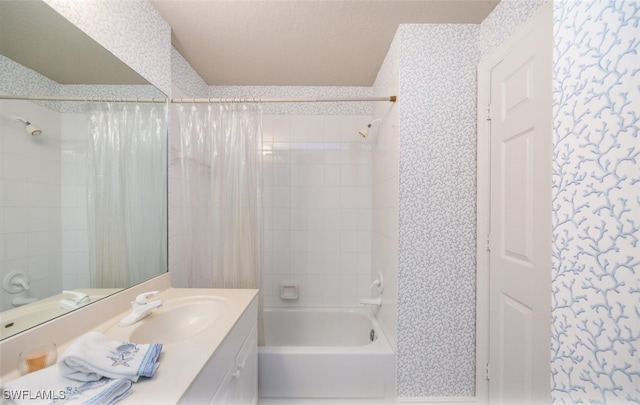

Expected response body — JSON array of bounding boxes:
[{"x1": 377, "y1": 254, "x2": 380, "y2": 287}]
[
  {"x1": 234, "y1": 325, "x2": 257, "y2": 405},
  {"x1": 210, "y1": 324, "x2": 258, "y2": 405},
  {"x1": 210, "y1": 367, "x2": 235, "y2": 404}
]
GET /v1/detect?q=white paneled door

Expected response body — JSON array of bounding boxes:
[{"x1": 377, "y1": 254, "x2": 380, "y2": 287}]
[{"x1": 487, "y1": 7, "x2": 552, "y2": 404}]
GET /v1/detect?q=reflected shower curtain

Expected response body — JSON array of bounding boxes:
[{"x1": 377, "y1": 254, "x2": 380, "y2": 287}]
[
  {"x1": 87, "y1": 103, "x2": 167, "y2": 288},
  {"x1": 177, "y1": 103, "x2": 263, "y2": 342}
]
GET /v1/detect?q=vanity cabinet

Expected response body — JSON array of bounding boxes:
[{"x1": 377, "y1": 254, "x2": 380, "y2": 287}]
[
  {"x1": 210, "y1": 324, "x2": 257, "y2": 404},
  {"x1": 179, "y1": 298, "x2": 258, "y2": 404}
]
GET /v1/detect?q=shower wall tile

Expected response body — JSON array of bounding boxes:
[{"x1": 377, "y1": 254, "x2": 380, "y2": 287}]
[
  {"x1": 262, "y1": 114, "x2": 373, "y2": 308},
  {"x1": 551, "y1": 0, "x2": 640, "y2": 402},
  {"x1": 0, "y1": 99, "x2": 63, "y2": 311},
  {"x1": 59, "y1": 114, "x2": 90, "y2": 291},
  {"x1": 372, "y1": 26, "x2": 399, "y2": 357}
]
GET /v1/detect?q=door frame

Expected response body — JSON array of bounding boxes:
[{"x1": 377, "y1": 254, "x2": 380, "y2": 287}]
[{"x1": 475, "y1": 3, "x2": 553, "y2": 403}]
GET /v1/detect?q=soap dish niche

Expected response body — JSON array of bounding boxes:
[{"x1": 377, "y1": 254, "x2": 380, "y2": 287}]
[{"x1": 280, "y1": 284, "x2": 299, "y2": 300}]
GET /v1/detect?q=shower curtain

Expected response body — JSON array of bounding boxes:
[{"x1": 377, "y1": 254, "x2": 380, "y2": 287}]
[
  {"x1": 87, "y1": 102, "x2": 168, "y2": 288},
  {"x1": 177, "y1": 103, "x2": 263, "y2": 342}
]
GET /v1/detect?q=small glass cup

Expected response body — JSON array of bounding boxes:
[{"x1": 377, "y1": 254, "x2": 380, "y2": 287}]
[{"x1": 18, "y1": 343, "x2": 57, "y2": 375}]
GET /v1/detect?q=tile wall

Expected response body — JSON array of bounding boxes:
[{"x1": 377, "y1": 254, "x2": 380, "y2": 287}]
[
  {"x1": 0, "y1": 99, "x2": 63, "y2": 310},
  {"x1": 59, "y1": 113, "x2": 90, "y2": 289},
  {"x1": 372, "y1": 32, "x2": 400, "y2": 349},
  {"x1": 261, "y1": 114, "x2": 374, "y2": 307}
]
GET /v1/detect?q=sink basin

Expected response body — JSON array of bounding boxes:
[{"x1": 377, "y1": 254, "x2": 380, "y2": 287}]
[{"x1": 126, "y1": 296, "x2": 228, "y2": 345}]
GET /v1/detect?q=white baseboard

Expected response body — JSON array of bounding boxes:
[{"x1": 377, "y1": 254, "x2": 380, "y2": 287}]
[{"x1": 396, "y1": 396, "x2": 478, "y2": 405}]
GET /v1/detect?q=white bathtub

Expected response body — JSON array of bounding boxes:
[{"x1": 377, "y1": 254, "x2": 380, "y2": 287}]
[{"x1": 258, "y1": 307, "x2": 395, "y2": 401}]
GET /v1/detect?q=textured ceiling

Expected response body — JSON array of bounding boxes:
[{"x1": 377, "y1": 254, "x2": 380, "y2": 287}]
[
  {"x1": 2, "y1": 1, "x2": 500, "y2": 88},
  {"x1": 152, "y1": 0, "x2": 500, "y2": 86}
]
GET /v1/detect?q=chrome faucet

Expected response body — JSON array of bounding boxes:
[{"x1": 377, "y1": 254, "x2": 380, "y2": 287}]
[{"x1": 119, "y1": 291, "x2": 163, "y2": 326}]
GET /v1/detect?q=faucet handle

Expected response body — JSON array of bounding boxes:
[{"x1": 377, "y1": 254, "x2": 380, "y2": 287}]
[
  {"x1": 369, "y1": 272, "x2": 384, "y2": 295},
  {"x1": 134, "y1": 291, "x2": 159, "y2": 305}
]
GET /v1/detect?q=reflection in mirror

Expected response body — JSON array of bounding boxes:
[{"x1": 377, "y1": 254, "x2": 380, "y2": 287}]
[{"x1": 0, "y1": 1, "x2": 168, "y2": 339}]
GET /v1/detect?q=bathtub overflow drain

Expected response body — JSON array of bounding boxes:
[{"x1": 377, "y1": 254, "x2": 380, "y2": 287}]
[{"x1": 370, "y1": 329, "x2": 376, "y2": 342}]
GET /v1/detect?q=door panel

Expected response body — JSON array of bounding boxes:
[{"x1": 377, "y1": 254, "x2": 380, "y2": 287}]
[
  {"x1": 501, "y1": 294, "x2": 533, "y2": 403},
  {"x1": 502, "y1": 129, "x2": 533, "y2": 263},
  {"x1": 488, "y1": 10, "x2": 552, "y2": 405}
]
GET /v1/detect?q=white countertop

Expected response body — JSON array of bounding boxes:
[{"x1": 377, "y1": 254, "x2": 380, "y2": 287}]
[
  {"x1": 0, "y1": 288, "x2": 121, "y2": 339},
  {"x1": 0, "y1": 282, "x2": 258, "y2": 405},
  {"x1": 106, "y1": 288, "x2": 257, "y2": 404}
]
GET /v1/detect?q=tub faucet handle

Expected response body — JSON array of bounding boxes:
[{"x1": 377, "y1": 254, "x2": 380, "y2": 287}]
[{"x1": 369, "y1": 272, "x2": 384, "y2": 295}]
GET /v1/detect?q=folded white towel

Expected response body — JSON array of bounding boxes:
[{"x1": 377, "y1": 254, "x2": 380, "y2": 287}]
[
  {"x1": 58, "y1": 332, "x2": 162, "y2": 383},
  {"x1": 2, "y1": 364, "x2": 131, "y2": 405}
]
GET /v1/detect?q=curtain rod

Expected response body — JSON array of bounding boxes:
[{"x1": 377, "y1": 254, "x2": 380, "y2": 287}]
[
  {"x1": 0, "y1": 95, "x2": 168, "y2": 103},
  {"x1": 0, "y1": 95, "x2": 396, "y2": 103}
]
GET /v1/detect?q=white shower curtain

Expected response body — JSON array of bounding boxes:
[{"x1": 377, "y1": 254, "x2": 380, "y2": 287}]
[
  {"x1": 87, "y1": 102, "x2": 168, "y2": 288},
  {"x1": 178, "y1": 103, "x2": 263, "y2": 341}
]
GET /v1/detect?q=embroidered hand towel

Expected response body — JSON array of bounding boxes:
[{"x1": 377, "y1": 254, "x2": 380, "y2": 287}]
[
  {"x1": 59, "y1": 331, "x2": 162, "y2": 382},
  {"x1": 2, "y1": 364, "x2": 132, "y2": 405}
]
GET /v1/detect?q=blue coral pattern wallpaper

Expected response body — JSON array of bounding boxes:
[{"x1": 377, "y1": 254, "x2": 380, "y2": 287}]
[
  {"x1": 396, "y1": 24, "x2": 479, "y2": 397},
  {"x1": 552, "y1": 0, "x2": 640, "y2": 403}
]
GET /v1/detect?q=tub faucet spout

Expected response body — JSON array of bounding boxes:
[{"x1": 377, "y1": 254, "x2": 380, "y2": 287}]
[{"x1": 359, "y1": 297, "x2": 382, "y2": 308}]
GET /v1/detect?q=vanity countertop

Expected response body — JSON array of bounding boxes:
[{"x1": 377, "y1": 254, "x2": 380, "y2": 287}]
[
  {"x1": 1, "y1": 288, "x2": 121, "y2": 340},
  {"x1": 105, "y1": 287, "x2": 258, "y2": 404},
  {"x1": 0, "y1": 281, "x2": 258, "y2": 404}
]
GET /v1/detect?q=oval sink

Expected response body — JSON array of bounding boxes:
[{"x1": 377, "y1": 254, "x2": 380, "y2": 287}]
[{"x1": 127, "y1": 296, "x2": 228, "y2": 345}]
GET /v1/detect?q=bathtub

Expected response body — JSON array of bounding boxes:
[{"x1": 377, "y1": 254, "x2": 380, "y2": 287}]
[{"x1": 258, "y1": 307, "x2": 395, "y2": 401}]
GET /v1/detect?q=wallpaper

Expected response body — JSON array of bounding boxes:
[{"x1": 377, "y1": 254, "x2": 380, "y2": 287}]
[
  {"x1": 44, "y1": 0, "x2": 171, "y2": 96},
  {"x1": 58, "y1": 85, "x2": 165, "y2": 113},
  {"x1": 209, "y1": 86, "x2": 374, "y2": 115},
  {"x1": 0, "y1": 55, "x2": 61, "y2": 111},
  {"x1": 477, "y1": 0, "x2": 547, "y2": 59},
  {"x1": 396, "y1": 24, "x2": 479, "y2": 397},
  {"x1": 551, "y1": 0, "x2": 640, "y2": 403},
  {"x1": 1, "y1": 55, "x2": 164, "y2": 114},
  {"x1": 171, "y1": 47, "x2": 209, "y2": 98}
]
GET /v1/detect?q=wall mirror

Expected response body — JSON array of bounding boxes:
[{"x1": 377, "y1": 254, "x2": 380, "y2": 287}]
[{"x1": 0, "y1": 1, "x2": 168, "y2": 339}]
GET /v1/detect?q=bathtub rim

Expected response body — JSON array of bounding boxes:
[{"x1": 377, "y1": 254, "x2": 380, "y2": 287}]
[{"x1": 260, "y1": 306, "x2": 394, "y2": 355}]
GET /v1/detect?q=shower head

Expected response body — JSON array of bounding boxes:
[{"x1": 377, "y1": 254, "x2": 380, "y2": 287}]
[
  {"x1": 358, "y1": 118, "x2": 382, "y2": 138},
  {"x1": 26, "y1": 124, "x2": 43, "y2": 136},
  {"x1": 13, "y1": 115, "x2": 43, "y2": 136}
]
